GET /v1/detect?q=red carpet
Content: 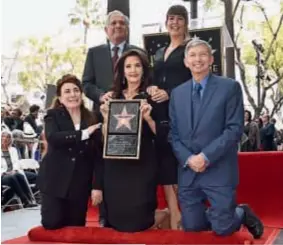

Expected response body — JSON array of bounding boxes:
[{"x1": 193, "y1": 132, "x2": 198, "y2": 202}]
[
  {"x1": 2, "y1": 152, "x2": 283, "y2": 244},
  {"x1": 3, "y1": 226, "x2": 280, "y2": 244},
  {"x1": 237, "y1": 152, "x2": 283, "y2": 228},
  {"x1": 26, "y1": 226, "x2": 254, "y2": 244}
]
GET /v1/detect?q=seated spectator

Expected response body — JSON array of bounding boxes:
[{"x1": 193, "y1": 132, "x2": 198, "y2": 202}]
[
  {"x1": 3, "y1": 108, "x2": 24, "y2": 131},
  {"x1": 24, "y1": 105, "x2": 42, "y2": 135},
  {"x1": 1, "y1": 184, "x2": 15, "y2": 207},
  {"x1": 23, "y1": 122, "x2": 38, "y2": 159},
  {"x1": 11, "y1": 130, "x2": 26, "y2": 159},
  {"x1": 11, "y1": 130, "x2": 38, "y2": 185},
  {"x1": 1, "y1": 121, "x2": 10, "y2": 133},
  {"x1": 1, "y1": 131, "x2": 37, "y2": 208}
]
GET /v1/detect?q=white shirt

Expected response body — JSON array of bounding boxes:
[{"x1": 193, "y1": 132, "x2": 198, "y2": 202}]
[
  {"x1": 74, "y1": 123, "x2": 90, "y2": 141},
  {"x1": 109, "y1": 41, "x2": 126, "y2": 58},
  {"x1": 1, "y1": 147, "x2": 21, "y2": 174}
]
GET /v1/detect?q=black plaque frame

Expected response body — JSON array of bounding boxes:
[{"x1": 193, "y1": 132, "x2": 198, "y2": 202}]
[{"x1": 103, "y1": 99, "x2": 142, "y2": 159}]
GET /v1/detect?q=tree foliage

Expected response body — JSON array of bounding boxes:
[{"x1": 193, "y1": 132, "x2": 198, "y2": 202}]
[
  {"x1": 1, "y1": 40, "x2": 23, "y2": 103},
  {"x1": 236, "y1": 1, "x2": 283, "y2": 117},
  {"x1": 68, "y1": 0, "x2": 104, "y2": 47},
  {"x1": 204, "y1": 0, "x2": 283, "y2": 117},
  {"x1": 17, "y1": 36, "x2": 85, "y2": 92}
]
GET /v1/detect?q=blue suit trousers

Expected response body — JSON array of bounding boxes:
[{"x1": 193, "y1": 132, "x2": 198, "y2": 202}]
[{"x1": 178, "y1": 175, "x2": 244, "y2": 236}]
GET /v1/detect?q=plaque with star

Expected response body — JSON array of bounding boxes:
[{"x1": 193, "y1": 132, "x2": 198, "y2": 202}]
[{"x1": 103, "y1": 100, "x2": 142, "y2": 159}]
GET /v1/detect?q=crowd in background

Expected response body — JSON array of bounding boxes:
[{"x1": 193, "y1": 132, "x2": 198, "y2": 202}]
[
  {"x1": 241, "y1": 110, "x2": 283, "y2": 152},
  {"x1": 1, "y1": 104, "x2": 43, "y2": 210}
]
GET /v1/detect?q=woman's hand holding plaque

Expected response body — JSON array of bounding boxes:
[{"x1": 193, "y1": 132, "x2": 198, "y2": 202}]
[{"x1": 140, "y1": 100, "x2": 153, "y2": 122}]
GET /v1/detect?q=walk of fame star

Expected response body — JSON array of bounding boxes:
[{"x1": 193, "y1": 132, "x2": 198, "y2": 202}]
[{"x1": 113, "y1": 106, "x2": 136, "y2": 130}]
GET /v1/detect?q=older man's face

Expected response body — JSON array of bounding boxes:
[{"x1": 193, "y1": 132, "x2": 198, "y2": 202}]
[
  {"x1": 184, "y1": 44, "x2": 214, "y2": 75},
  {"x1": 105, "y1": 14, "x2": 127, "y2": 44}
]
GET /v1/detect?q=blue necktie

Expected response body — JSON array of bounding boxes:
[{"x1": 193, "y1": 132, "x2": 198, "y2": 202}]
[{"x1": 192, "y1": 83, "x2": 202, "y2": 128}]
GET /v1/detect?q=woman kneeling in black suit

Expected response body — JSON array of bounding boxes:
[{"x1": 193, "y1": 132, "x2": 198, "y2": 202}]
[{"x1": 38, "y1": 74, "x2": 103, "y2": 229}]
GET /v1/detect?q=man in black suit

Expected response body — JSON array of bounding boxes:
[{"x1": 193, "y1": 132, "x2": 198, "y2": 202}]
[
  {"x1": 82, "y1": 10, "x2": 141, "y2": 108},
  {"x1": 82, "y1": 10, "x2": 141, "y2": 226}
]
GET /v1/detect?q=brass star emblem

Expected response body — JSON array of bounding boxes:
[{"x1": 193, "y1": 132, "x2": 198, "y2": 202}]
[{"x1": 113, "y1": 106, "x2": 136, "y2": 130}]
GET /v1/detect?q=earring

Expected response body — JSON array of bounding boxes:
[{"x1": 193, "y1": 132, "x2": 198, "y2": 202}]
[{"x1": 122, "y1": 78, "x2": 126, "y2": 85}]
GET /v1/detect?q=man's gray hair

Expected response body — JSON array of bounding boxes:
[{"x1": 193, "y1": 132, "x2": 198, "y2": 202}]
[
  {"x1": 105, "y1": 10, "x2": 129, "y2": 27},
  {"x1": 1, "y1": 130, "x2": 12, "y2": 137},
  {"x1": 184, "y1": 39, "x2": 213, "y2": 57}
]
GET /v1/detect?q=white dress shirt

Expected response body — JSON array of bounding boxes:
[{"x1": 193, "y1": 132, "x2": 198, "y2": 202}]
[{"x1": 109, "y1": 41, "x2": 126, "y2": 58}]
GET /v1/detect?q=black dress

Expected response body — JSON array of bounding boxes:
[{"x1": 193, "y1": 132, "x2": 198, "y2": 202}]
[
  {"x1": 103, "y1": 93, "x2": 158, "y2": 232},
  {"x1": 153, "y1": 44, "x2": 192, "y2": 185}
]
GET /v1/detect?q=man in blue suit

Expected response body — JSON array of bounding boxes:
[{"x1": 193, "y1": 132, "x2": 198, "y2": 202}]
[{"x1": 169, "y1": 39, "x2": 263, "y2": 238}]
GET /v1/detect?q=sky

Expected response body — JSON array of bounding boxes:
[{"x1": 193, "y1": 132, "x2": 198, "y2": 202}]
[
  {"x1": 2, "y1": 0, "x2": 280, "y2": 57},
  {"x1": 1, "y1": 0, "x2": 281, "y2": 61},
  {"x1": 1, "y1": 0, "x2": 188, "y2": 57},
  {"x1": 1, "y1": 0, "x2": 79, "y2": 56}
]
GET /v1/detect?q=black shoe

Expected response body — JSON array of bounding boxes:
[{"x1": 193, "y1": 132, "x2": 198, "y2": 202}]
[
  {"x1": 24, "y1": 203, "x2": 38, "y2": 208},
  {"x1": 239, "y1": 204, "x2": 264, "y2": 239}
]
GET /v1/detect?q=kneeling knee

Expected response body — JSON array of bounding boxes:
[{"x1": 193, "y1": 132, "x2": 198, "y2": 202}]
[{"x1": 41, "y1": 217, "x2": 64, "y2": 230}]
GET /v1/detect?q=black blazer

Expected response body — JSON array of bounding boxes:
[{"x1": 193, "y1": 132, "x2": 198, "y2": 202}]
[
  {"x1": 82, "y1": 43, "x2": 143, "y2": 108},
  {"x1": 38, "y1": 106, "x2": 103, "y2": 200}
]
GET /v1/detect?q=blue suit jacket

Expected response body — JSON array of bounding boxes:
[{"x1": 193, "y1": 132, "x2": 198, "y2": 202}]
[{"x1": 169, "y1": 74, "x2": 244, "y2": 187}]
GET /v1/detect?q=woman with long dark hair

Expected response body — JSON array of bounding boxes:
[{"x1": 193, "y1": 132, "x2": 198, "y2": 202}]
[
  {"x1": 147, "y1": 5, "x2": 192, "y2": 230},
  {"x1": 38, "y1": 74, "x2": 103, "y2": 229},
  {"x1": 100, "y1": 49, "x2": 169, "y2": 232}
]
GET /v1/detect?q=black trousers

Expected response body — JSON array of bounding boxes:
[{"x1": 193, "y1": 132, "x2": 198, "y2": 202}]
[
  {"x1": 1, "y1": 172, "x2": 31, "y2": 203},
  {"x1": 41, "y1": 193, "x2": 89, "y2": 230},
  {"x1": 24, "y1": 170, "x2": 37, "y2": 185}
]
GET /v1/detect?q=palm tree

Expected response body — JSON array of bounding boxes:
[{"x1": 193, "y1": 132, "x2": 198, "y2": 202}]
[{"x1": 68, "y1": 0, "x2": 104, "y2": 51}]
